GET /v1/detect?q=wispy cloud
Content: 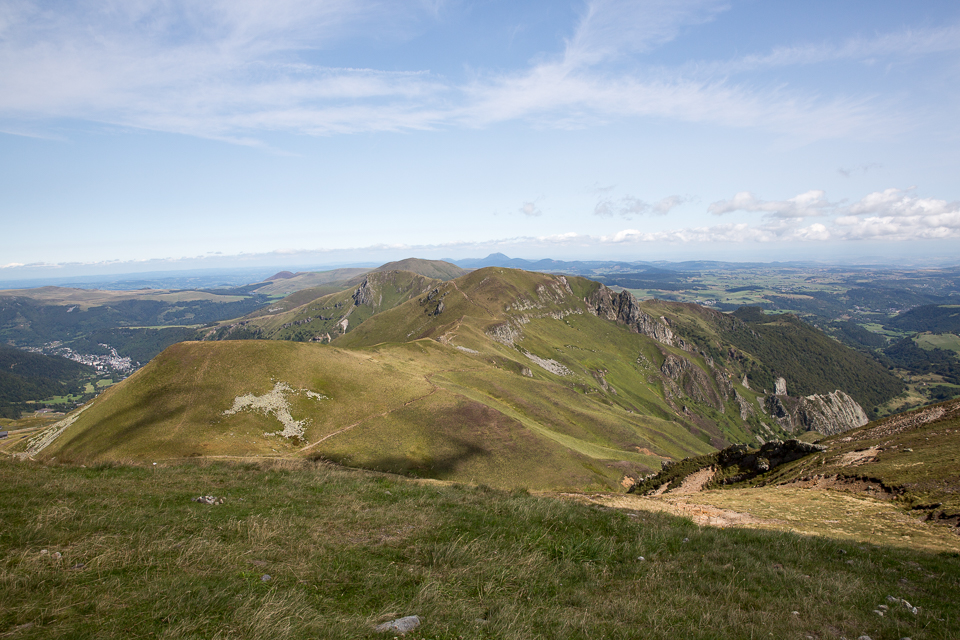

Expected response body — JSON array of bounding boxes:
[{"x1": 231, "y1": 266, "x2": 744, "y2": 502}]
[
  {"x1": 594, "y1": 193, "x2": 685, "y2": 218},
  {"x1": 0, "y1": 0, "x2": 929, "y2": 143},
  {"x1": 563, "y1": 0, "x2": 728, "y2": 68},
  {"x1": 519, "y1": 201, "x2": 543, "y2": 217},
  {"x1": 0, "y1": 0, "x2": 448, "y2": 138},
  {"x1": 698, "y1": 24, "x2": 960, "y2": 76},
  {"x1": 838, "y1": 163, "x2": 882, "y2": 178}
]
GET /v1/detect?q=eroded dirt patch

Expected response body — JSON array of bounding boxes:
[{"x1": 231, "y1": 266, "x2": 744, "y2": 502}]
[
  {"x1": 566, "y1": 486, "x2": 960, "y2": 552},
  {"x1": 837, "y1": 446, "x2": 881, "y2": 467}
]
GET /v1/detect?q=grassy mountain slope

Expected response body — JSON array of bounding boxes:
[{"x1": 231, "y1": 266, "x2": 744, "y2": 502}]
[
  {"x1": 334, "y1": 268, "x2": 780, "y2": 447},
  {"x1": 205, "y1": 270, "x2": 443, "y2": 342},
  {"x1": 27, "y1": 268, "x2": 778, "y2": 489},
  {"x1": 30, "y1": 337, "x2": 706, "y2": 490},
  {"x1": 208, "y1": 260, "x2": 470, "y2": 342}
]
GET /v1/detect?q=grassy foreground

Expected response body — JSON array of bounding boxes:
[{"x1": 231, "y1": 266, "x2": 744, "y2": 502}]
[{"x1": 2, "y1": 458, "x2": 959, "y2": 639}]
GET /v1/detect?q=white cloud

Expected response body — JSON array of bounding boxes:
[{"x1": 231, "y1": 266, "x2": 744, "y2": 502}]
[
  {"x1": 603, "y1": 187, "x2": 960, "y2": 245},
  {"x1": 829, "y1": 188, "x2": 960, "y2": 241},
  {"x1": 708, "y1": 190, "x2": 831, "y2": 219}
]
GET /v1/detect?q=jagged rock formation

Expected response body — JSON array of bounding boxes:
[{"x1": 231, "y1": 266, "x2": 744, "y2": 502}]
[
  {"x1": 795, "y1": 391, "x2": 869, "y2": 435},
  {"x1": 660, "y1": 353, "x2": 723, "y2": 410},
  {"x1": 585, "y1": 287, "x2": 682, "y2": 348},
  {"x1": 352, "y1": 278, "x2": 375, "y2": 306},
  {"x1": 765, "y1": 390, "x2": 867, "y2": 435}
]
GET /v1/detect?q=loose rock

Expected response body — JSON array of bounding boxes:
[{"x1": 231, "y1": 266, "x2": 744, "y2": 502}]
[
  {"x1": 193, "y1": 495, "x2": 225, "y2": 505},
  {"x1": 375, "y1": 615, "x2": 421, "y2": 634}
]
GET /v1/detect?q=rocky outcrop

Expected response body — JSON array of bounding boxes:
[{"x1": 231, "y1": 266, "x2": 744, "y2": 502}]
[
  {"x1": 774, "y1": 377, "x2": 788, "y2": 396},
  {"x1": 733, "y1": 390, "x2": 755, "y2": 420},
  {"x1": 486, "y1": 319, "x2": 526, "y2": 346},
  {"x1": 585, "y1": 287, "x2": 680, "y2": 347},
  {"x1": 795, "y1": 391, "x2": 868, "y2": 435},
  {"x1": 630, "y1": 438, "x2": 826, "y2": 495},
  {"x1": 660, "y1": 353, "x2": 722, "y2": 410},
  {"x1": 717, "y1": 439, "x2": 826, "y2": 475},
  {"x1": 765, "y1": 390, "x2": 867, "y2": 435},
  {"x1": 352, "y1": 278, "x2": 375, "y2": 306}
]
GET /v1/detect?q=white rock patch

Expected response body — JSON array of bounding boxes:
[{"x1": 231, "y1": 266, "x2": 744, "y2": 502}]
[
  {"x1": 223, "y1": 382, "x2": 325, "y2": 440},
  {"x1": 23, "y1": 404, "x2": 92, "y2": 457},
  {"x1": 521, "y1": 349, "x2": 571, "y2": 376}
]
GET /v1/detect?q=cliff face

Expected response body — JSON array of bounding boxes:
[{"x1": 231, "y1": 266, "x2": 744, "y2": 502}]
[
  {"x1": 796, "y1": 391, "x2": 869, "y2": 435},
  {"x1": 585, "y1": 287, "x2": 680, "y2": 347},
  {"x1": 766, "y1": 390, "x2": 868, "y2": 435}
]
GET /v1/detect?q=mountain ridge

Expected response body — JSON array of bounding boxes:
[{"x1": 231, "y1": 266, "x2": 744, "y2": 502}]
[{"x1": 16, "y1": 266, "x2": 903, "y2": 492}]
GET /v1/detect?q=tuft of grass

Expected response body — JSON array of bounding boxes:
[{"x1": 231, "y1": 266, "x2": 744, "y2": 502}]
[{"x1": 2, "y1": 457, "x2": 958, "y2": 639}]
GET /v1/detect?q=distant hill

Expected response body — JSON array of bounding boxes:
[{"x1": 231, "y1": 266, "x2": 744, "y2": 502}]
[
  {"x1": 249, "y1": 268, "x2": 370, "y2": 296},
  {"x1": 372, "y1": 258, "x2": 467, "y2": 281},
  {"x1": 449, "y1": 253, "x2": 659, "y2": 276},
  {"x1": 885, "y1": 304, "x2": 960, "y2": 333}
]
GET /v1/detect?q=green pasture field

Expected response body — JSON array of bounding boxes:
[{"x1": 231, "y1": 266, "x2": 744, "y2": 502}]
[
  {"x1": 861, "y1": 322, "x2": 908, "y2": 338},
  {"x1": 915, "y1": 333, "x2": 960, "y2": 353},
  {"x1": 0, "y1": 287, "x2": 248, "y2": 309},
  {"x1": 2, "y1": 457, "x2": 958, "y2": 639}
]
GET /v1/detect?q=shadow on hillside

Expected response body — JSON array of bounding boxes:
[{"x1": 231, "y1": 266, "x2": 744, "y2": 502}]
[{"x1": 313, "y1": 436, "x2": 491, "y2": 480}]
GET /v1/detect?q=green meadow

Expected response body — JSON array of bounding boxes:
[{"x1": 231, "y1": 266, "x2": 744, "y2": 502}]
[{"x1": 2, "y1": 457, "x2": 958, "y2": 639}]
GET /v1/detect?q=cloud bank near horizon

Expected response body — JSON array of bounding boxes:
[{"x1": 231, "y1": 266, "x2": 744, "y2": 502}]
[{"x1": 3, "y1": 187, "x2": 958, "y2": 279}]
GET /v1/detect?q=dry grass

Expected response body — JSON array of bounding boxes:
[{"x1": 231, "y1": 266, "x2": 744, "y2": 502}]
[{"x1": 582, "y1": 487, "x2": 960, "y2": 552}]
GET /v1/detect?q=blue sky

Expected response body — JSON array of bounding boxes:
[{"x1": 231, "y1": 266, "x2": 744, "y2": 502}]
[{"x1": 2, "y1": 0, "x2": 960, "y2": 278}]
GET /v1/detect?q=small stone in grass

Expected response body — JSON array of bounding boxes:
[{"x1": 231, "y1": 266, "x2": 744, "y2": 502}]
[
  {"x1": 261, "y1": 574, "x2": 271, "y2": 582},
  {"x1": 375, "y1": 615, "x2": 421, "y2": 634}
]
